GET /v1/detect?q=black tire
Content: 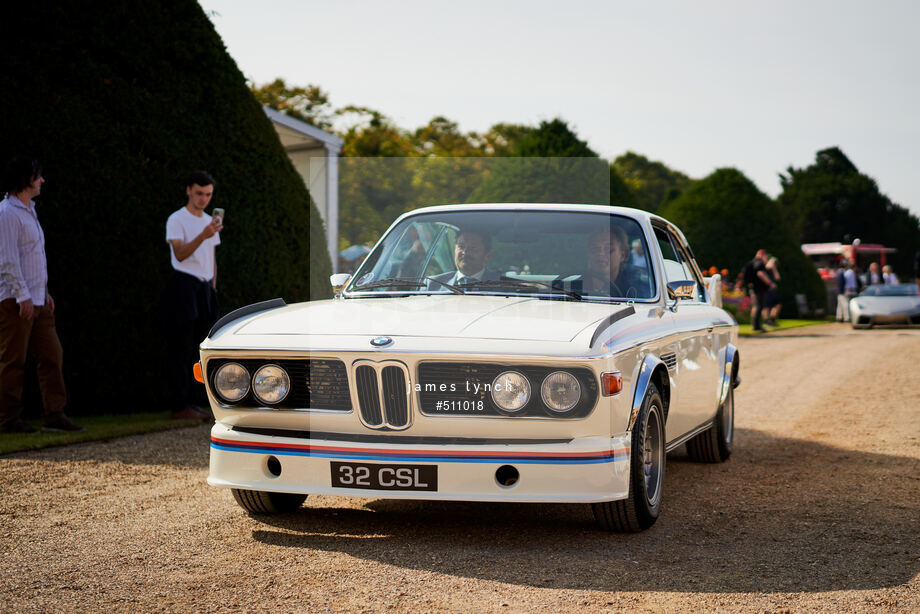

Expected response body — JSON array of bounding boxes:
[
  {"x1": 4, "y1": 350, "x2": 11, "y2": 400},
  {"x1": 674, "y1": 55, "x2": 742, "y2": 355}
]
[
  {"x1": 231, "y1": 488, "x2": 307, "y2": 514},
  {"x1": 592, "y1": 383, "x2": 665, "y2": 532},
  {"x1": 686, "y1": 382, "x2": 734, "y2": 463}
]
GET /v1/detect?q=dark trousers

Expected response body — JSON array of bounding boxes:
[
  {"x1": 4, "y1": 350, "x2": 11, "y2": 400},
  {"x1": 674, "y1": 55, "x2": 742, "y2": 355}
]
[
  {"x1": 0, "y1": 299, "x2": 67, "y2": 426},
  {"x1": 161, "y1": 272, "x2": 218, "y2": 412},
  {"x1": 751, "y1": 289, "x2": 767, "y2": 330}
]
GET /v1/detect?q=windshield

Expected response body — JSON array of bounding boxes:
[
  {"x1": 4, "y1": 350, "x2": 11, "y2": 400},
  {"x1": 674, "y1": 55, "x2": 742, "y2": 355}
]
[
  {"x1": 860, "y1": 284, "x2": 919, "y2": 297},
  {"x1": 345, "y1": 210, "x2": 656, "y2": 301}
]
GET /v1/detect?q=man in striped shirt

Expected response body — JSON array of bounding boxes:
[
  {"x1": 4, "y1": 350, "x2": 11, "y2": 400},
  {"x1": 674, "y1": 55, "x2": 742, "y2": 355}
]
[{"x1": 0, "y1": 157, "x2": 82, "y2": 433}]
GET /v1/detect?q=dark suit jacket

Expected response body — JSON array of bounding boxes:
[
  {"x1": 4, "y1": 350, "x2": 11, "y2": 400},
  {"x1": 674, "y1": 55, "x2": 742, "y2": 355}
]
[{"x1": 427, "y1": 268, "x2": 503, "y2": 289}]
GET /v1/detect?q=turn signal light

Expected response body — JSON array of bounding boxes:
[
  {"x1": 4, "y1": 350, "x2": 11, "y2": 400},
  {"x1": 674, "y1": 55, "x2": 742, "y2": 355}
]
[
  {"x1": 193, "y1": 361, "x2": 204, "y2": 383},
  {"x1": 601, "y1": 371, "x2": 622, "y2": 396}
]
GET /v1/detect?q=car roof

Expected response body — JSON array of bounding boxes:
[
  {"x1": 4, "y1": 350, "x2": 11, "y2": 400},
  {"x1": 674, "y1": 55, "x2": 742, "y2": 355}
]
[{"x1": 392, "y1": 203, "x2": 669, "y2": 228}]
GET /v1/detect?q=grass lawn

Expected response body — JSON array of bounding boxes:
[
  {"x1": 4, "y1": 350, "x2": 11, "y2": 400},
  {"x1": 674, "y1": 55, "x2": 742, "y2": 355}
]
[
  {"x1": 0, "y1": 411, "x2": 205, "y2": 456},
  {"x1": 738, "y1": 318, "x2": 831, "y2": 336}
]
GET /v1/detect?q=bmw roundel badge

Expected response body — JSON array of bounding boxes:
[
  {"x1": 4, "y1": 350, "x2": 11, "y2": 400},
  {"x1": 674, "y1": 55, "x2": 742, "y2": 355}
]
[{"x1": 370, "y1": 336, "x2": 393, "y2": 347}]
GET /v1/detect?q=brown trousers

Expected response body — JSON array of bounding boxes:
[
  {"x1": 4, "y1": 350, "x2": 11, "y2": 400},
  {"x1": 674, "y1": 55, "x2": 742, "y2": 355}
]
[{"x1": 0, "y1": 298, "x2": 67, "y2": 426}]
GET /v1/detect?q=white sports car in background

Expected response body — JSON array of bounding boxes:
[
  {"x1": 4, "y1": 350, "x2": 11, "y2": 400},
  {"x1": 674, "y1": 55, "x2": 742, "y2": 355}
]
[
  {"x1": 200, "y1": 204, "x2": 740, "y2": 532},
  {"x1": 849, "y1": 284, "x2": 920, "y2": 329}
]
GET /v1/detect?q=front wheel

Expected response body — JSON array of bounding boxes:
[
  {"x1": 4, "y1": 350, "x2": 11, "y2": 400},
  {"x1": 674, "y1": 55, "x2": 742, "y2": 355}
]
[
  {"x1": 231, "y1": 488, "x2": 307, "y2": 514},
  {"x1": 592, "y1": 383, "x2": 665, "y2": 532}
]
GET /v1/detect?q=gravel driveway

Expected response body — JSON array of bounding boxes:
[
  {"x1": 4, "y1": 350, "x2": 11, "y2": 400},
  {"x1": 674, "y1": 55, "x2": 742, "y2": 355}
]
[{"x1": 1, "y1": 323, "x2": 918, "y2": 612}]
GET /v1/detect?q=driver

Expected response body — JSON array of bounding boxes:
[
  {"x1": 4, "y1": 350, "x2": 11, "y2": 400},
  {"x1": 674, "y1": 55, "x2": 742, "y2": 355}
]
[{"x1": 428, "y1": 229, "x2": 502, "y2": 288}]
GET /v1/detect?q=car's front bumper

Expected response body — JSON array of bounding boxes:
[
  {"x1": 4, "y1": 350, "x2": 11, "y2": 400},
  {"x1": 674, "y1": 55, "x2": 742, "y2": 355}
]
[{"x1": 208, "y1": 422, "x2": 631, "y2": 503}]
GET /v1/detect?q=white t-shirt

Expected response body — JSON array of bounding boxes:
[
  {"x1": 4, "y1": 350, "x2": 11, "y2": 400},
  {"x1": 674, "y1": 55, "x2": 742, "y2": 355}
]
[{"x1": 165, "y1": 206, "x2": 221, "y2": 281}]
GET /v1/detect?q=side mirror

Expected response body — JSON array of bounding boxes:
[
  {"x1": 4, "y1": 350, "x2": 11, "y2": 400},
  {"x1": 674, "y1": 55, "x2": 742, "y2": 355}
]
[
  {"x1": 330, "y1": 273, "x2": 351, "y2": 296},
  {"x1": 667, "y1": 280, "x2": 697, "y2": 301}
]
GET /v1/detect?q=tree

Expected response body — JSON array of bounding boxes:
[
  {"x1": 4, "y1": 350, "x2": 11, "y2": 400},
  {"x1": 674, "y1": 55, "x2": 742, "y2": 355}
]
[
  {"x1": 778, "y1": 147, "x2": 920, "y2": 275},
  {"x1": 474, "y1": 123, "x2": 534, "y2": 156},
  {"x1": 612, "y1": 151, "x2": 692, "y2": 213},
  {"x1": 251, "y1": 78, "x2": 335, "y2": 130},
  {"x1": 337, "y1": 105, "x2": 414, "y2": 157},
  {"x1": 466, "y1": 156, "x2": 611, "y2": 204},
  {"x1": 411, "y1": 116, "x2": 478, "y2": 157},
  {"x1": 660, "y1": 169, "x2": 825, "y2": 314},
  {"x1": 467, "y1": 119, "x2": 638, "y2": 206},
  {"x1": 512, "y1": 118, "x2": 597, "y2": 157},
  {"x1": 0, "y1": 1, "x2": 330, "y2": 412}
]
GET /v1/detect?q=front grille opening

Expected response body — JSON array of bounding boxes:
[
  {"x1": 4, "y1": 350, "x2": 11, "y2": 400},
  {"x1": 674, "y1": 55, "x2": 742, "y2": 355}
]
[
  {"x1": 382, "y1": 365, "x2": 409, "y2": 427},
  {"x1": 356, "y1": 365, "x2": 383, "y2": 426}
]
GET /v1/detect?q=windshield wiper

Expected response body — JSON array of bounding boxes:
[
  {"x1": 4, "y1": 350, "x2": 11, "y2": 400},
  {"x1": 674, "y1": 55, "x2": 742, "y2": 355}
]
[
  {"x1": 350, "y1": 277, "x2": 464, "y2": 295},
  {"x1": 460, "y1": 278, "x2": 583, "y2": 301}
]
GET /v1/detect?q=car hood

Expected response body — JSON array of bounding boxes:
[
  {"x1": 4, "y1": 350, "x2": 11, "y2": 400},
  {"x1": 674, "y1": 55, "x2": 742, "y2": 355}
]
[{"x1": 228, "y1": 295, "x2": 633, "y2": 343}]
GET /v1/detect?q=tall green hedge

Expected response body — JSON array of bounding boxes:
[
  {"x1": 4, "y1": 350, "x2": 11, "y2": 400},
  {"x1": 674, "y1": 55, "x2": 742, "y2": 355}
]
[
  {"x1": 659, "y1": 169, "x2": 826, "y2": 315},
  {"x1": 1, "y1": 1, "x2": 330, "y2": 413}
]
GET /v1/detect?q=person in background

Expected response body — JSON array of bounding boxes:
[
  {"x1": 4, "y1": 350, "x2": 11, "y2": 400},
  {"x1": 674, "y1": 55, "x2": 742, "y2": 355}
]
[
  {"x1": 882, "y1": 264, "x2": 898, "y2": 285},
  {"x1": 0, "y1": 157, "x2": 83, "y2": 434},
  {"x1": 749, "y1": 249, "x2": 774, "y2": 332},
  {"x1": 915, "y1": 250, "x2": 920, "y2": 291},
  {"x1": 630, "y1": 238, "x2": 646, "y2": 268},
  {"x1": 838, "y1": 260, "x2": 862, "y2": 322},
  {"x1": 835, "y1": 260, "x2": 848, "y2": 321},
  {"x1": 762, "y1": 256, "x2": 782, "y2": 327},
  {"x1": 161, "y1": 171, "x2": 222, "y2": 420},
  {"x1": 863, "y1": 261, "x2": 883, "y2": 286}
]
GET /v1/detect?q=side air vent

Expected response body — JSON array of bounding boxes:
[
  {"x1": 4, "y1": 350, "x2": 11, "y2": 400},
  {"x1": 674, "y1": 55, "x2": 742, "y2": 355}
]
[{"x1": 661, "y1": 352, "x2": 677, "y2": 371}]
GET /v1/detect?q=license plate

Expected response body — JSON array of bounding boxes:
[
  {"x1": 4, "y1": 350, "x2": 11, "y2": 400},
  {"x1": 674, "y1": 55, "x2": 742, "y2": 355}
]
[{"x1": 330, "y1": 461, "x2": 438, "y2": 491}]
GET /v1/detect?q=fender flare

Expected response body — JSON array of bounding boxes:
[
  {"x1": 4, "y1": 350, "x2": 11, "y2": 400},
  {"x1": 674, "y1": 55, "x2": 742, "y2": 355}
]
[
  {"x1": 720, "y1": 344, "x2": 740, "y2": 405},
  {"x1": 207, "y1": 298, "x2": 286, "y2": 339},
  {"x1": 628, "y1": 353, "x2": 668, "y2": 432}
]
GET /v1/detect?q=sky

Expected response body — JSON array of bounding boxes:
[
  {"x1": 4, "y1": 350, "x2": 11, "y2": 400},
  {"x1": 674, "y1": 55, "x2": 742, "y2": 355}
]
[{"x1": 199, "y1": 0, "x2": 920, "y2": 218}]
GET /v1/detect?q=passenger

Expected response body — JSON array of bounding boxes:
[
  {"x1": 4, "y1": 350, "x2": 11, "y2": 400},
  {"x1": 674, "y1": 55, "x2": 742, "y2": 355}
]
[{"x1": 573, "y1": 226, "x2": 648, "y2": 298}]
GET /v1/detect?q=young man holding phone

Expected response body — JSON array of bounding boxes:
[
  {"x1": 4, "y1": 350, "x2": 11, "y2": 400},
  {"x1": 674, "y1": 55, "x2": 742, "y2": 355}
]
[{"x1": 162, "y1": 171, "x2": 222, "y2": 420}]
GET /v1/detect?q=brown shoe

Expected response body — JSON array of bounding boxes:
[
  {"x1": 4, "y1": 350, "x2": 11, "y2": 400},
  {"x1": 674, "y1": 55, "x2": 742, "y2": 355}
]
[
  {"x1": 1, "y1": 419, "x2": 38, "y2": 434},
  {"x1": 42, "y1": 416, "x2": 85, "y2": 432},
  {"x1": 172, "y1": 406, "x2": 209, "y2": 420}
]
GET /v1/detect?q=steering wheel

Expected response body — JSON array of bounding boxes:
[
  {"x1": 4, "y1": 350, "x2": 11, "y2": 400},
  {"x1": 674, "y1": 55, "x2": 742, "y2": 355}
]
[{"x1": 553, "y1": 271, "x2": 623, "y2": 297}]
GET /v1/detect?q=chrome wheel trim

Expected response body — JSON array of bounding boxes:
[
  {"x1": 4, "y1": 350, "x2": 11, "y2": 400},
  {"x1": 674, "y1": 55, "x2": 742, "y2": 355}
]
[
  {"x1": 642, "y1": 404, "x2": 663, "y2": 506},
  {"x1": 723, "y1": 387, "x2": 734, "y2": 446}
]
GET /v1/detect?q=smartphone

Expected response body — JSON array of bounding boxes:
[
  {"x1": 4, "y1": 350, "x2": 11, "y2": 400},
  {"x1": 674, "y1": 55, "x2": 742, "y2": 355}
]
[{"x1": 212, "y1": 208, "x2": 225, "y2": 225}]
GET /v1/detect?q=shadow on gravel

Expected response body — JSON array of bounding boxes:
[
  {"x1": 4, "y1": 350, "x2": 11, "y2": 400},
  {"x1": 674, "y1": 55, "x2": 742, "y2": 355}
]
[{"x1": 250, "y1": 428, "x2": 919, "y2": 594}]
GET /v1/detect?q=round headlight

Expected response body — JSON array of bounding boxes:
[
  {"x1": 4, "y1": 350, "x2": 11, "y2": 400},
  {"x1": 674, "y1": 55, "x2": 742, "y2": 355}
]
[
  {"x1": 214, "y1": 362, "x2": 250, "y2": 403},
  {"x1": 252, "y1": 364, "x2": 291, "y2": 405},
  {"x1": 541, "y1": 371, "x2": 582, "y2": 413},
  {"x1": 491, "y1": 371, "x2": 531, "y2": 412}
]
